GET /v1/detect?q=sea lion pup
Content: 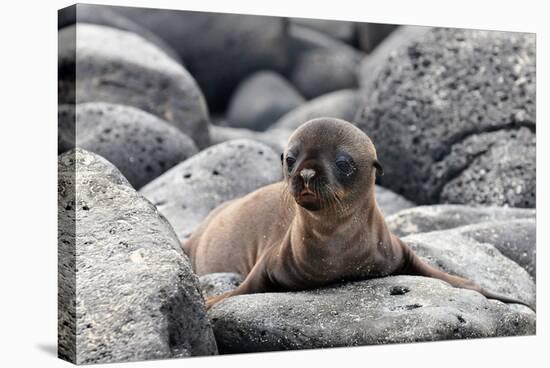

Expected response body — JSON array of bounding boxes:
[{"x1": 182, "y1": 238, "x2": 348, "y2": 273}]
[{"x1": 184, "y1": 118, "x2": 531, "y2": 310}]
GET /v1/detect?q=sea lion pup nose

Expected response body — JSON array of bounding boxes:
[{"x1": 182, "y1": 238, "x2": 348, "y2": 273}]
[{"x1": 183, "y1": 118, "x2": 533, "y2": 310}]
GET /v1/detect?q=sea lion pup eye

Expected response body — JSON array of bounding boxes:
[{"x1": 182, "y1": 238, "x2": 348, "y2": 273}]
[{"x1": 185, "y1": 117, "x2": 533, "y2": 312}]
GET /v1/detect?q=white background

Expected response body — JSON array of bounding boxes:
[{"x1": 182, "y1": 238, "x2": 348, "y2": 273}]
[{"x1": 0, "y1": 0, "x2": 547, "y2": 367}]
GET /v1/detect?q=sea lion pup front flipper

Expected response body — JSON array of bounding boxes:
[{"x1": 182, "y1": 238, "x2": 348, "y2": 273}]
[
  {"x1": 205, "y1": 252, "x2": 274, "y2": 309},
  {"x1": 395, "y1": 237, "x2": 535, "y2": 311}
]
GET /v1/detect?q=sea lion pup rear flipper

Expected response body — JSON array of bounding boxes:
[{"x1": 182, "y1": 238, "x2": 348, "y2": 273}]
[{"x1": 396, "y1": 240, "x2": 535, "y2": 311}]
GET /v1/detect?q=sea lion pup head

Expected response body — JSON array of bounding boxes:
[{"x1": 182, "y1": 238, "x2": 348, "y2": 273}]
[{"x1": 282, "y1": 117, "x2": 382, "y2": 213}]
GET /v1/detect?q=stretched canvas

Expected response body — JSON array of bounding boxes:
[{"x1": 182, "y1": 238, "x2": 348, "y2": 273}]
[{"x1": 58, "y1": 3, "x2": 536, "y2": 365}]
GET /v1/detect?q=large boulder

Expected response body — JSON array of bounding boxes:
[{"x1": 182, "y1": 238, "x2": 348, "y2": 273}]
[
  {"x1": 208, "y1": 276, "x2": 534, "y2": 354},
  {"x1": 114, "y1": 7, "x2": 289, "y2": 112},
  {"x1": 58, "y1": 24, "x2": 210, "y2": 148},
  {"x1": 59, "y1": 103, "x2": 198, "y2": 189},
  {"x1": 58, "y1": 148, "x2": 217, "y2": 364},
  {"x1": 355, "y1": 28, "x2": 536, "y2": 207},
  {"x1": 58, "y1": 4, "x2": 180, "y2": 62},
  {"x1": 226, "y1": 71, "x2": 304, "y2": 131},
  {"x1": 271, "y1": 89, "x2": 360, "y2": 131},
  {"x1": 386, "y1": 204, "x2": 535, "y2": 236},
  {"x1": 140, "y1": 139, "x2": 282, "y2": 241}
]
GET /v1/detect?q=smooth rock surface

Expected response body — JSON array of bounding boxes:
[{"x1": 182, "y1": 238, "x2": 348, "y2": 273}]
[
  {"x1": 386, "y1": 204, "x2": 535, "y2": 237},
  {"x1": 140, "y1": 139, "x2": 282, "y2": 241},
  {"x1": 58, "y1": 4, "x2": 180, "y2": 62},
  {"x1": 114, "y1": 7, "x2": 289, "y2": 112},
  {"x1": 289, "y1": 17, "x2": 356, "y2": 44},
  {"x1": 58, "y1": 24, "x2": 210, "y2": 148},
  {"x1": 444, "y1": 220, "x2": 536, "y2": 280},
  {"x1": 58, "y1": 148, "x2": 217, "y2": 364},
  {"x1": 356, "y1": 23, "x2": 399, "y2": 53},
  {"x1": 402, "y1": 230, "x2": 535, "y2": 307},
  {"x1": 375, "y1": 185, "x2": 416, "y2": 216},
  {"x1": 291, "y1": 48, "x2": 362, "y2": 99},
  {"x1": 355, "y1": 28, "x2": 536, "y2": 207},
  {"x1": 209, "y1": 276, "x2": 535, "y2": 354},
  {"x1": 59, "y1": 103, "x2": 198, "y2": 189},
  {"x1": 226, "y1": 71, "x2": 304, "y2": 131},
  {"x1": 209, "y1": 125, "x2": 290, "y2": 154},
  {"x1": 271, "y1": 89, "x2": 360, "y2": 131}
]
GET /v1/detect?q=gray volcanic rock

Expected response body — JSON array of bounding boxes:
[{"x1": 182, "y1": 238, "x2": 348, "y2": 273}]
[
  {"x1": 375, "y1": 186, "x2": 415, "y2": 216},
  {"x1": 58, "y1": 24, "x2": 210, "y2": 148},
  {"x1": 289, "y1": 18, "x2": 356, "y2": 44},
  {"x1": 58, "y1": 4, "x2": 180, "y2": 62},
  {"x1": 437, "y1": 128, "x2": 535, "y2": 207},
  {"x1": 448, "y1": 220, "x2": 536, "y2": 280},
  {"x1": 402, "y1": 230, "x2": 535, "y2": 307},
  {"x1": 291, "y1": 48, "x2": 362, "y2": 99},
  {"x1": 358, "y1": 25, "x2": 432, "y2": 93},
  {"x1": 199, "y1": 273, "x2": 245, "y2": 299},
  {"x1": 209, "y1": 125, "x2": 290, "y2": 154},
  {"x1": 386, "y1": 204, "x2": 535, "y2": 237},
  {"x1": 355, "y1": 28, "x2": 536, "y2": 207},
  {"x1": 271, "y1": 89, "x2": 360, "y2": 131},
  {"x1": 287, "y1": 24, "x2": 352, "y2": 63},
  {"x1": 59, "y1": 103, "x2": 198, "y2": 189},
  {"x1": 140, "y1": 139, "x2": 282, "y2": 241},
  {"x1": 114, "y1": 7, "x2": 288, "y2": 112},
  {"x1": 58, "y1": 148, "x2": 216, "y2": 364},
  {"x1": 209, "y1": 276, "x2": 535, "y2": 354},
  {"x1": 227, "y1": 71, "x2": 304, "y2": 131},
  {"x1": 356, "y1": 23, "x2": 399, "y2": 53}
]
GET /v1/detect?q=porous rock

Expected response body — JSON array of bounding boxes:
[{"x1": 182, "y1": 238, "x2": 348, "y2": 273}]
[
  {"x1": 271, "y1": 89, "x2": 360, "y2": 131},
  {"x1": 355, "y1": 28, "x2": 536, "y2": 207},
  {"x1": 226, "y1": 71, "x2": 304, "y2": 131},
  {"x1": 114, "y1": 7, "x2": 289, "y2": 112},
  {"x1": 208, "y1": 276, "x2": 535, "y2": 354},
  {"x1": 140, "y1": 139, "x2": 282, "y2": 241},
  {"x1": 58, "y1": 148, "x2": 216, "y2": 364},
  {"x1": 58, "y1": 24, "x2": 210, "y2": 148},
  {"x1": 59, "y1": 103, "x2": 198, "y2": 189}
]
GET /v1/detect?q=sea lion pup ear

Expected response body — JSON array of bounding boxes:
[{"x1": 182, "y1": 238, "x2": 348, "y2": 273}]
[
  {"x1": 374, "y1": 160, "x2": 384, "y2": 176},
  {"x1": 280, "y1": 153, "x2": 284, "y2": 165}
]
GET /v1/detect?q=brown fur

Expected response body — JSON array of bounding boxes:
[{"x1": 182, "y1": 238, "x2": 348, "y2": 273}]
[{"x1": 184, "y1": 118, "x2": 532, "y2": 310}]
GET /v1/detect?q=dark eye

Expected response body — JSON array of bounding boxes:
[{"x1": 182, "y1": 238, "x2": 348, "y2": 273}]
[
  {"x1": 286, "y1": 156, "x2": 296, "y2": 171},
  {"x1": 336, "y1": 157, "x2": 355, "y2": 176}
]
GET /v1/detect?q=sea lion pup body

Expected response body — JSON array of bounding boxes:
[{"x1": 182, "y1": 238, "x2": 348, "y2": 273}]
[{"x1": 184, "y1": 118, "x2": 531, "y2": 309}]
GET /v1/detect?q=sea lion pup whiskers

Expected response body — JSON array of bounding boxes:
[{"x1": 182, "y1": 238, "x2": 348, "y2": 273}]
[{"x1": 183, "y1": 118, "x2": 533, "y2": 310}]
